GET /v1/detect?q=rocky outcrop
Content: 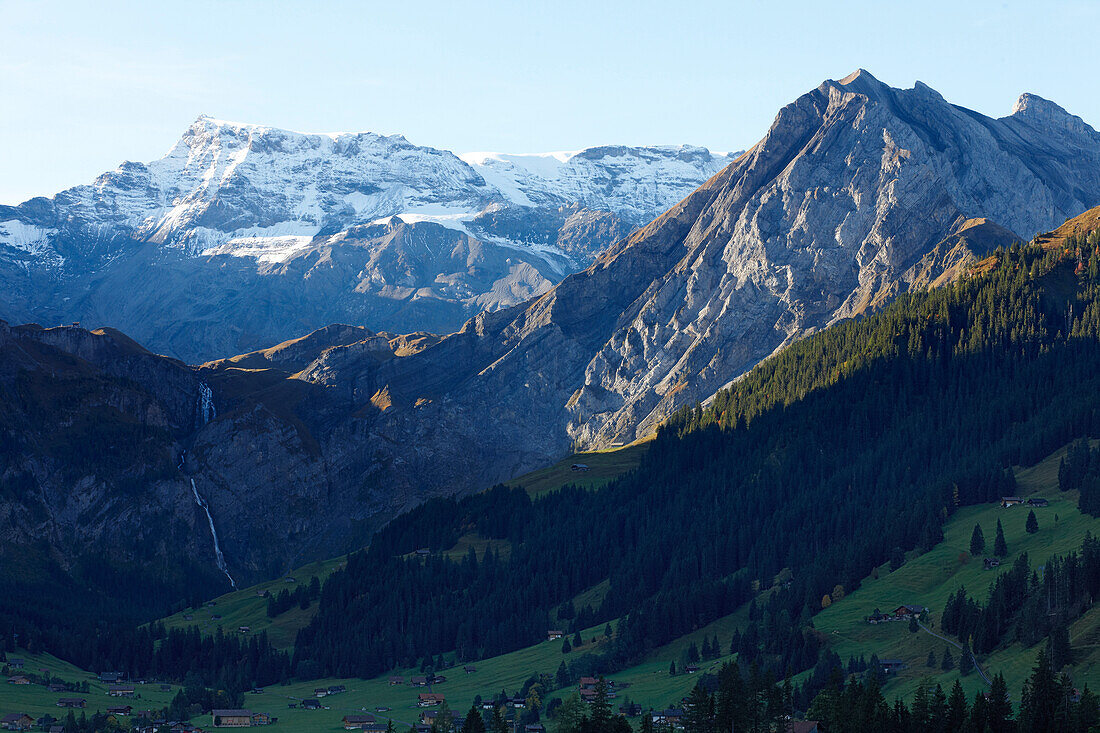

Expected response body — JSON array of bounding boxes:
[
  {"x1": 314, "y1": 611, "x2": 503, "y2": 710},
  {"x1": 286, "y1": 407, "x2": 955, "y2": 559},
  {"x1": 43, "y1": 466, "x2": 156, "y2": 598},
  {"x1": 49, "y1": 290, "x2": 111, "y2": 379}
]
[
  {"x1": 0, "y1": 118, "x2": 734, "y2": 361},
  {"x1": 295, "y1": 70, "x2": 1100, "y2": 493},
  {"x1": 5, "y1": 72, "x2": 1100, "y2": 604}
]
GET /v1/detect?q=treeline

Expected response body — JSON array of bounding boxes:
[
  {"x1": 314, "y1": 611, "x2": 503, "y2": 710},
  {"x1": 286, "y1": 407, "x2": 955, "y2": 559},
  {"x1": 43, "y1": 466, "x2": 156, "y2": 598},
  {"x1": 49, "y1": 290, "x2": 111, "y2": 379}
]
[
  {"x1": 0, "y1": 620, "x2": 290, "y2": 694},
  {"x1": 672, "y1": 645, "x2": 1099, "y2": 733},
  {"x1": 293, "y1": 241, "x2": 1100, "y2": 682},
  {"x1": 940, "y1": 534, "x2": 1100, "y2": 659},
  {"x1": 266, "y1": 576, "x2": 321, "y2": 617},
  {"x1": 1058, "y1": 437, "x2": 1100, "y2": 515}
]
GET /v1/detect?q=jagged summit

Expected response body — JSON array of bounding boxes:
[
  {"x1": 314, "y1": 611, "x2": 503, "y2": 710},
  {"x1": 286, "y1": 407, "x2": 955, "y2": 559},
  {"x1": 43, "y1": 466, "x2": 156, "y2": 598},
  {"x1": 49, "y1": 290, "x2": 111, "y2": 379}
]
[
  {"x1": 0, "y1": 116, "x2": 735, "y2": 360},
  {"x1": 1008, "y1": 92, "x2": 1095, "y2": 134}
]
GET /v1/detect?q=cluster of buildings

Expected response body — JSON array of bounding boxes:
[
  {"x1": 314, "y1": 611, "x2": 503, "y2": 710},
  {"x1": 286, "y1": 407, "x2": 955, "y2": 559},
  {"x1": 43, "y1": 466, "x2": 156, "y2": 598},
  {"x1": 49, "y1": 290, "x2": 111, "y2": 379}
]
[
  {"x1": 210, "y1": 710, "x2": 274, "y2": 728},
  {"x1": 866, "y1": 604, "x2": 928, "y2": 624}
]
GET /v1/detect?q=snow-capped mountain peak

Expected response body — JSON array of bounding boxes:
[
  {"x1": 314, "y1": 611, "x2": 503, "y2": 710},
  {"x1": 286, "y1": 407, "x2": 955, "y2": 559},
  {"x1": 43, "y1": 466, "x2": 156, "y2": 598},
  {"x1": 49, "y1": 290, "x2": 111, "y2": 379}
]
[{"x1": 0, "y1": 117, "x2": 739, "y2": 359}]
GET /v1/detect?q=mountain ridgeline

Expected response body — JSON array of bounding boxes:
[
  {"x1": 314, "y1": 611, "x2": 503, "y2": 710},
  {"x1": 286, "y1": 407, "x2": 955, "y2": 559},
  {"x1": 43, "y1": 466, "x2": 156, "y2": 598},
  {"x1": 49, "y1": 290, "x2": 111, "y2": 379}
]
[
  {"x1": 0, "y1": 118, "x2": 736, "y2": 361},
  {"x1": 2, "y1": 73, "x2": 1100, "y2": 595},
  {"x1": 291, "y1": 239, "x2": 1100, "y2": 684}
]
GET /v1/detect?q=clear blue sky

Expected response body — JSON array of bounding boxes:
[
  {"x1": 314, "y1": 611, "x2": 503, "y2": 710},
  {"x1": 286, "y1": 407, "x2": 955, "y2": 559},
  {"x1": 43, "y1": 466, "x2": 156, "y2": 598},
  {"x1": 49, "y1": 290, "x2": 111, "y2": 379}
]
[{"x1": 2, "y1": 0, "x2": 1099, "y2": 205}]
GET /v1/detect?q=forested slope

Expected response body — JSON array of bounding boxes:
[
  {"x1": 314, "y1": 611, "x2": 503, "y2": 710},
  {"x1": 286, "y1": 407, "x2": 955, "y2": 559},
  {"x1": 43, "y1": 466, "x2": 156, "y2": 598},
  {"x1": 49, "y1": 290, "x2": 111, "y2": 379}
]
[{"x1": 293, "y1": 233, "x2": 1100, "y2": 683}]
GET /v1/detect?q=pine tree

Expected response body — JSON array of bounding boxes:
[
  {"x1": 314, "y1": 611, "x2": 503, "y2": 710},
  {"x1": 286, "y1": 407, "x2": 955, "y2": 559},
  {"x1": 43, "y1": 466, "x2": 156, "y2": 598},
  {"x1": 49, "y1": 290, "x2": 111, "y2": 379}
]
[
  {"x1": 969, "y1": 524, "x2": 985, "y2": 556},
  {"x1": 958, "y1": 643, "x2": 974, "y2": 676},
  {"x1": 1050, "y1": 620, "x2": 1073, "y2": 668},
  {"x1": 987, "y1": 673, "x2": 1012, "y2": 730},
  {"x1": 561, "y1": 639, "x2": 571, "y2": 654},
  {"x1": 463, "y1": 706, "x2": 486, "y2": 733},
  {"x1": 589, "y1": 678, "x2": 612, "y2": 732},
  {"x1": 490, "y1": 706, "x2": 509, "y2": 733},
  {"x1": 994, "y1": 519, "x2": 1007, "y2": 557},
  {"x1": 555, "y1": 662, "x2": 570, "y2": 690},
  {"x1": 946, "y1": 680, "x2": 968, "y2": 731},
  {"x1": 669, "y1": 661, "x2": 677, "y2": 676},
  {"x1": 1026, "y1": 509, "x2": 1039, "y2": 534},
  {"x1": 940, "y1": 646, "x2": 953, "y2": 670}
]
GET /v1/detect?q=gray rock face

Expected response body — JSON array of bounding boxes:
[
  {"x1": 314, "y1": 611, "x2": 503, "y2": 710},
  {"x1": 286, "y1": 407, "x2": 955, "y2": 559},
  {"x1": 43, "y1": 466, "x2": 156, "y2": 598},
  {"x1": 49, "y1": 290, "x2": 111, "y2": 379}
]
[
  {"x1": 5, "y1": 72, "x2": 1100, "y2": 597},
  {"x1": 0, "y1": 117, "x2": 734, "y2": 361},
  {"x1": 300, "y1": 70, "x2": 1100, "y2": 494}
]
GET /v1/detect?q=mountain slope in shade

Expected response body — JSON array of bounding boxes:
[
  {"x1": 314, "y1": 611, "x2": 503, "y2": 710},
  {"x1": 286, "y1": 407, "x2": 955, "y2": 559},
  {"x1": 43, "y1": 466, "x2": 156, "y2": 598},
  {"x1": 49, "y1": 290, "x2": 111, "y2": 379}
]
[
  {"x1": 297, "y1": 71, "x2": 1100, "y2": 492},
  {"x1": 0, "y1": 118, "x2": 735, "y2": 361}
]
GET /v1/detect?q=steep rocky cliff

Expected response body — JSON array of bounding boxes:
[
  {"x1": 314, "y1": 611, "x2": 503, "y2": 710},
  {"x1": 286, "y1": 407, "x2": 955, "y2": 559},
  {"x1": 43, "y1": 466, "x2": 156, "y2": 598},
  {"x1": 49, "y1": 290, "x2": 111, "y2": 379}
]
[
  {"x1": 5, "y1": 72, "x2": 1100, "y2": 605},
  {"x1": 298, "y1": 70, "x2": 1100, "y2": 490}
]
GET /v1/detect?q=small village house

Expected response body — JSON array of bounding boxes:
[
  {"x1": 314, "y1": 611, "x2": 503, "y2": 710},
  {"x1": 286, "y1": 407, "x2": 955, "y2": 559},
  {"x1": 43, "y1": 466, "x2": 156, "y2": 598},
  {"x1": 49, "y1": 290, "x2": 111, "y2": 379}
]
[
  {"x1": 6, "y1": 659, "x2": 23, "y2": 670},
  {"x1": 651, "y1": 709, "x2": 684, "y2": 728},
  {"x1": 109, "y1": 684, "x2": 136, "y2": 697},
  {"x1": 211, "y1": 709, "x2": 253, "y2": 727},
  {"x1": 344, "y1": 714, "x2": 376, "y2": 730},
  {"x1": 1, "y1": 713, "x2": 34, "y2": 731},
  {"x1": 56, "y1": 698, "x2": 86, "y2": 709},
  {"x1": 410, "y1": 676, "x2": 429, "y2": 687},
  {"x1": 570, "y1": 464, "x2": 590, "y2": 472},
  {"x1": 463, "y1": 665, "x2": 477, "y2": 674},
  {"x1": 389, "y1": 676, "x2": 404, "y2": 686},
  {"x1": 1000, "y1": 496, "x2": 1024, "y2": 508},
  {"x1": 302, "y1": 699, "x2": 321, "y2": 710},
  {"x1": 892, "y1": 605, "x2": 926, "y2": 619},
  {"x1": 6, "y1": 676, "x2": 30, "y2": 685},
  {"x1": 418, "y1": 692, "x2": 445, "y2": 707},
  {"x1": 1028, "y1": 497, "x2": 1049, "y2": 507},
  {"x1": 786, "y1": 722, "x2": 820, "y2": 733},
  {"x1": 251, "y1": 712, "x2": 272, "y2": 725},
  {"x1": 107, "y1": 706, "x2": 133, "y2": 716},
  {"x1": 547, "y1": 630, "x2": 563, "y2": 641}
]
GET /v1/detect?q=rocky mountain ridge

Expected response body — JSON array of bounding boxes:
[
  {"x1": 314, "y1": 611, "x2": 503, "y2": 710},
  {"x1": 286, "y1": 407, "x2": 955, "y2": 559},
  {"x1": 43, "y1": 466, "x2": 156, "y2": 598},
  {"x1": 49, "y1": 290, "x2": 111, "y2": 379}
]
[
  {"x1": 4, "y1": 71, "x2": 1100, "y2": 601},
  {"x1": 0, "y1": 118, "x2": 736, "y2": 360},
  {"x1": 299, "y1": 70, "x2": 1100, "y2": 473}
]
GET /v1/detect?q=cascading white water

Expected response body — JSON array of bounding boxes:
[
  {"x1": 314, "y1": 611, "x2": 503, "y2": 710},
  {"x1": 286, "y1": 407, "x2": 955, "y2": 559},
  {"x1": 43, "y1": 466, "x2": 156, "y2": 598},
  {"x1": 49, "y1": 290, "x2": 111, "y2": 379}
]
[
  {"x1": 189, "y1": 477, "x2": 236, "y2": 589},
  {"x1": 199, "y1": 382, "x2": 216, "y2": 424},
  {"x1": 181, "y1": 385, "x2": 236, "y2": 588}
]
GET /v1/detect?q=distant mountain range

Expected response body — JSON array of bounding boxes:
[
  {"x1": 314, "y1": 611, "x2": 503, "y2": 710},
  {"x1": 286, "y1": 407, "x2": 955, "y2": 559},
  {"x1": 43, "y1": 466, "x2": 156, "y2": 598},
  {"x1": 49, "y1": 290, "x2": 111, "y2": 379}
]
[
  {"x1": 0, "y1": 117, "x2": 736, "y2": 360},
  {"x1": 3, "y1": 70, "x2": 1100, "y2": 599}
]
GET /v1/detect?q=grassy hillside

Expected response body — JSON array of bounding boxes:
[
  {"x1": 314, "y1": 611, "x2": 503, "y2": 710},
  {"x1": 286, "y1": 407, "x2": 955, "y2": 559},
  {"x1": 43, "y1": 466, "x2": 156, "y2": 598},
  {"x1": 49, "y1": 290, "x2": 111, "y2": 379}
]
[
  {"x1": 7, "y1": 442, "x2": 1097, "y2": 730},
  {"x1": 812, "y1": 441, "x2": 1100, "y2": 702},
  {"x1": 157, "y1": 557, "x2": 345, "y2": 650},
  {"x1": 505, "y1": 441, "x2": 649, "y2": 496},
  {"x1": 0, "y1": 650, "x2": 178, "y2": 725}
]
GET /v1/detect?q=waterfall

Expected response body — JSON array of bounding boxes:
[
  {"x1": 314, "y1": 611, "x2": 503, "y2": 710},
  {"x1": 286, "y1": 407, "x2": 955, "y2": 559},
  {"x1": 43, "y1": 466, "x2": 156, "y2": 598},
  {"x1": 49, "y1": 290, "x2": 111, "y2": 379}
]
[
  {"x1": 199, "y1": 382, "x2": 216, "y2": 424},
  {"x1": 190, "y1": 477, "x2": 236, "y2": 589},
  {"x1": 180, "y1": 421, "x2": 235, "y2": 589}
]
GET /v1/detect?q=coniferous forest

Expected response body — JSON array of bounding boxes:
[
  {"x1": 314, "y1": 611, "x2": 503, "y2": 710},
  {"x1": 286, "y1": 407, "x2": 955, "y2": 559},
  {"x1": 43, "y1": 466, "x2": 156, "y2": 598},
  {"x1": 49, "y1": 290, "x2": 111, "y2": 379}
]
[
  {"x1": 4, "y1": 242, "x2": 1100, "y2": 729},
  {"x1": 294, "y1": 242, "x2": 1100, "y2": 692}
]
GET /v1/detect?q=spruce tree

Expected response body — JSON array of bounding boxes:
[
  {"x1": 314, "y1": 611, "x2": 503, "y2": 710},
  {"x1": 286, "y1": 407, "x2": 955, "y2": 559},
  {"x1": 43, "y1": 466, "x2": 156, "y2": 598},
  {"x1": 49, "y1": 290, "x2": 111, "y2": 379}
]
[
  {"x1": 926, "y1": 650, "x2": 936, "y2": 668},
  {"x1": 946, "y1": 680, "x2": 968, "y2": 731},
  {"x1": 958, "y1": 643, "x2": 974, "y2": 676},
  {"x1": 463, "y1": 706, "x2": 486, "y2": 733},
  {"x1": 994, "y1": 519, "x2": 1007, "y2": 557},
  {"x1": 1026, "y1": 509, "x2": 1039, "y2": 534},
  {"x1": 969, "y1": 524, "x2": 985, "y2": 556},
  {"x1": 940, "y1": 646, "x2": 953, "y2": 671}
]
